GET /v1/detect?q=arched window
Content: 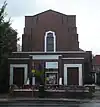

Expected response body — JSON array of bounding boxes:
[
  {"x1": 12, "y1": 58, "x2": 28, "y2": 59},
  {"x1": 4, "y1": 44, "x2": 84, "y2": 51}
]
[{"x1": 45, "y1": 31, "x2": 56, "y2": 52}]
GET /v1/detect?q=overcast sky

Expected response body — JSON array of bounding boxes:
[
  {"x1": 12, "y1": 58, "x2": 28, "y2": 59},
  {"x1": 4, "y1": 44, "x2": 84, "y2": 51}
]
[{"x1": 0, "y1": 0, "x2": 100, "y2": 55}]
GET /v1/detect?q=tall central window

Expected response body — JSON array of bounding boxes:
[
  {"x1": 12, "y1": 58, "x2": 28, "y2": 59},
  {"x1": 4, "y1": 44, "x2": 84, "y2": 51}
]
[
  {"x1": 45, "y1": 31, "x2": 56, "y2": 52},
  {"x1": 47, "y1": 33, "x2": 54, "y2": 51}
]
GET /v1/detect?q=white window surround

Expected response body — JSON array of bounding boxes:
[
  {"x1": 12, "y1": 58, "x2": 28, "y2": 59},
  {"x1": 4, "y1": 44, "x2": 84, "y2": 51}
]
[
  {"x1": 64, "y1": 64, "x2": 83, "y2": 86},
  {"x1": 46, "y1": 71, "x2": 58, "y2": 73},
  {"x1": 10, "y1": 64, "x2": 28, "y2": 85},
  {"x1": 44, "y1": 31, "x2": 56, "y2": 52}
]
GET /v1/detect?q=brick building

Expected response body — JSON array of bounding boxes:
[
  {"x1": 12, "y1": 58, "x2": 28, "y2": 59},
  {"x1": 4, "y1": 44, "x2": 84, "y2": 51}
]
[
  {"x1": 92, "y1": 55, "x2": 100, "y2": 84},
  {"x1": 8, "y1": 10, "x2": 92, "y2": 87}
]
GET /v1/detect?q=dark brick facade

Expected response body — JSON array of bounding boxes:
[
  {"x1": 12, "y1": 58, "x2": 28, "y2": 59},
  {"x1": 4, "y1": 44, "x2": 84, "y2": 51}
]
[
  {"x1": 8, "y1": 51, "x2": 92, "y2": 86},
  {"x1": 22, "y1": 10, "x2": 79, "y2": 51}
]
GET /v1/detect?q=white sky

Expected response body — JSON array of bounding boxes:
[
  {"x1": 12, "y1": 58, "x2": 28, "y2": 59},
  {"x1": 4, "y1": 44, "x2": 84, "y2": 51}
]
[{"x1": 0, "y1": 0, "x2": 100, "y2": 55}]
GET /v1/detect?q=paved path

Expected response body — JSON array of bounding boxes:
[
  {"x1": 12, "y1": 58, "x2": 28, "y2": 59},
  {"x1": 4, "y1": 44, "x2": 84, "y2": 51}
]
[{"x1": 0, "y1": 97, "x2": 97, "y2": 103}]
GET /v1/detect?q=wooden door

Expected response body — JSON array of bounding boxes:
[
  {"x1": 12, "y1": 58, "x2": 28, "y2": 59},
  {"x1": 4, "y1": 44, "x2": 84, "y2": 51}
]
[
  {"x1": 13, "y1": 67, "x2": 24, "y2": 87},
  {"x1": 67, "y1": 67, "x2": 79, "y2": 85}
]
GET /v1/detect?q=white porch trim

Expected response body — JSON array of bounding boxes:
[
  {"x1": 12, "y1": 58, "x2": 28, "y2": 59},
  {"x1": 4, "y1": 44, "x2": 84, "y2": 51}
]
[
  {"x1": 62, "y1": 58, "x2": 84, "y2": 60},
  {"x1": 10, "y1": 64, "x2": 28, "y2": 85},
  {"x1": 64, "y1": 64, "x2": 83, "y2": 86},
  {"x1": 12, "y1": 51, "x2": 85, "y2": 54},
  {"x1": 31, "y1": 55, "x2": 61, "y2": 60},
  {"x1": 8, "y1": 58, "x2": 30, "y2": 60}
]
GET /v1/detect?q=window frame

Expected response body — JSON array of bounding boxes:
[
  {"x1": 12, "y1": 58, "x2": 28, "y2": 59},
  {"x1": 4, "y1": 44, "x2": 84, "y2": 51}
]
[{"x1": 44, "y1": 31, "x2": 56, "y2": 52}]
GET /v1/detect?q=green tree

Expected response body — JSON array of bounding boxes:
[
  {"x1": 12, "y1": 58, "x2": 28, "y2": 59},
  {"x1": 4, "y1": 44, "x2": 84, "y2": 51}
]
[{"x1": 0, "y1": 1, "x2": 18, "y2": 93}]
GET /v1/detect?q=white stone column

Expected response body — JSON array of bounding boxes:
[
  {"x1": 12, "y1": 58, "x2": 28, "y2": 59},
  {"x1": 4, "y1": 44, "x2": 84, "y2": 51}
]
[
  {"x1": 10, "y1": 66, "x2": 13, "y2": 85},
  {"x1": 95, "y1": 73, "x2": 97, "y2": 84},
  {"x1": 59, "y1": 77, "x2": 62, "y2": 85},
  {"x1": 32, "y1": 77, "x2": 35, "y2": 85}
]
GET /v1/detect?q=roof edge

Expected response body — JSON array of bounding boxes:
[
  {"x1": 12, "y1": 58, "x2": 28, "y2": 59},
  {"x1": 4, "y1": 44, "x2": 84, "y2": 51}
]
[{"x1": 25, "y1": 9, "x2": 76, "y2": 17}]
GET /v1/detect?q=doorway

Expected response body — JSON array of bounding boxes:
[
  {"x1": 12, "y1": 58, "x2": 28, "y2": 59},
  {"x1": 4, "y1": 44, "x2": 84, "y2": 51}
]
[
  {"x1": 67, "y1": 67, "x2": 79, "y2": 85},
  {"x1": 13, "y1": 67, "x2": 24, "y2": 87},
  {"x1": 64, "y1": 64, "x2": 82, "y2": 86}
]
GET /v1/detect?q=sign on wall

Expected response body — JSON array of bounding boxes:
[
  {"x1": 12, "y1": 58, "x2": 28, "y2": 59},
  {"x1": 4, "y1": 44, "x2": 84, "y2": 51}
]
[{"x1": 46, "y1": 62, "x2": 58, "y2": 69}]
